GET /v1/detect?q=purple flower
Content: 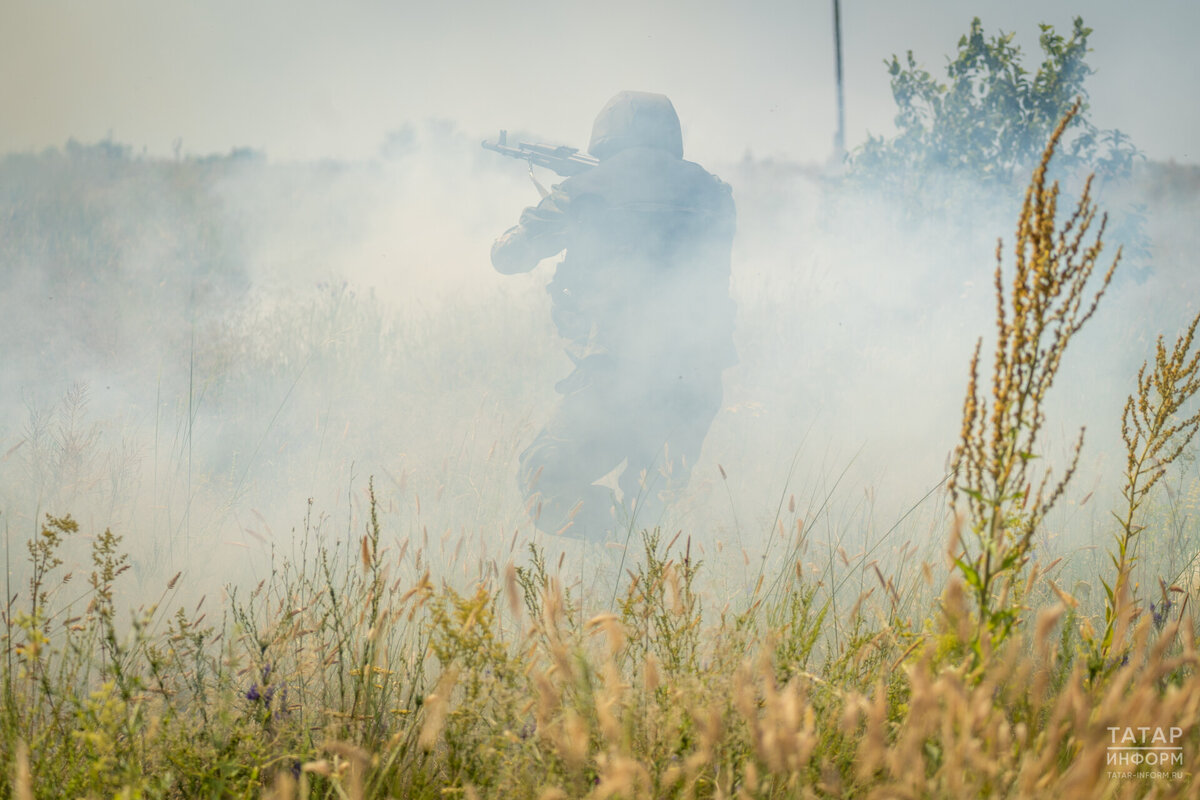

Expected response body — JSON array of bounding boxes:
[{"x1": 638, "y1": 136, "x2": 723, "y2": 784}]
[
  {"x1": 1150, "y1": 600, "x2": 1173, "y2": 629},
  {"x1": 246, "y1": 663, "x2": 275, "y2": 703},
  {"x1": 246, "y1": 662, "x2": 290, "y2": 718}
]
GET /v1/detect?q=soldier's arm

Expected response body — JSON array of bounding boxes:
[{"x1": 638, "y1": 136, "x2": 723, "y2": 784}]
[{"x1": 491, "y1": 191, "x2": 572, "y2": 275}]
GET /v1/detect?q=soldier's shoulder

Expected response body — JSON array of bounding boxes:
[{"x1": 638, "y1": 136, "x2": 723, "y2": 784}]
[
  {"x1": 674, "y1": 155, "x2": 729, "y2": 183},
  {"x1": 680, "y1": 159, "x2": 735, "y2": 208},
  {"x1": 575, "y1": 149, "x2": 734, "y2": 210}
]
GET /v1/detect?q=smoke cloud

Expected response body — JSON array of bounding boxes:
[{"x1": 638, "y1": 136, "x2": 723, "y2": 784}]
[
  {"x1": 2, "y1": 0, "x2": 1199, "y2": 606},
  {"x1": 3, "y1": 114, "x2": 1197, "y2": 612}
]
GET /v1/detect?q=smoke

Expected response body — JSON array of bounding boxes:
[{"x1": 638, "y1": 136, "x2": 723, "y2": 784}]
[
  {"x1": 699, "y1": 153, "x2": 1200, "y2": 587},
  {"x1": 0, "y1": 124, "x2": 560, "y2": 595},
  {"x1": 1, "y1": 116, "x2": 1198, "y2": 612}
]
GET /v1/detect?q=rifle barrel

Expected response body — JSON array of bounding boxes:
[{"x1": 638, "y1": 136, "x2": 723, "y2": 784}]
[{"x1": 482, "y1": 132, "x2": 597, "y2": 177}]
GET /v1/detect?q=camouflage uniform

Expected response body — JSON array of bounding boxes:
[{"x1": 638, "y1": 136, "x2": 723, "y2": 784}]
[{"x1": 492, "y1": 91, "x2": 736, "y2": 540}]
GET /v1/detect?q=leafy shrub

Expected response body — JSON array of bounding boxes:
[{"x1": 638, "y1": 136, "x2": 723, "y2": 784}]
[{"x1": 850, "y1": 17, "x2": 1139, "y2": 193}]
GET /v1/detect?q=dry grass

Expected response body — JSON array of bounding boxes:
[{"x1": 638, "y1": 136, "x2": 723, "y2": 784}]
[{"x1": 4, "y1": 493, "x2": 1200, "y2": 798}]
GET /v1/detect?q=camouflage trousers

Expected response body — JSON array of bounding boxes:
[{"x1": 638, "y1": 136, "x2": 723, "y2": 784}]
[{"x1": 518, "y1": 354, "x2": 723, "y2": 541}]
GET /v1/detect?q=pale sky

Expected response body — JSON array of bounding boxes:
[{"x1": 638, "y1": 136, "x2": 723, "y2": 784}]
[{"x1": 2, "y1": 0, "x2": 1196, "y2": 164}]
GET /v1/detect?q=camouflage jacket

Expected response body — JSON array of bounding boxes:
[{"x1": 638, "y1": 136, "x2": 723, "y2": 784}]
[{"x1": 491, "y1": 145, "x2": 737, "y2": 374}]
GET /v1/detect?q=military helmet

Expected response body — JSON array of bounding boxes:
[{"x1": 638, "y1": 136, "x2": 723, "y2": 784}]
[{"x1": 587, "y1": 91, "x2": 684, "y2": 160}]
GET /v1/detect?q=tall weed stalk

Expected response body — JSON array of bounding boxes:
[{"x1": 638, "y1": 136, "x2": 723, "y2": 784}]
[
  {"x1": 1093, "y1": 310, "x2": 1200, "y2": 670},
  {"x1": 948, "y1": 99, "x2": 1119, "y2": 652}
]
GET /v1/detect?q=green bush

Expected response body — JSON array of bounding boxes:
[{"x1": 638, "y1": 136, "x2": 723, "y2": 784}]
[{"x1": 850, "y1": 16, "x2": 1140, "y2": 194}]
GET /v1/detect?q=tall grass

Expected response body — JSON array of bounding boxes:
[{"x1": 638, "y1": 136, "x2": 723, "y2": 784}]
[{"x1": 4, "y1": 494, "x2": 1200, "y2": 797}]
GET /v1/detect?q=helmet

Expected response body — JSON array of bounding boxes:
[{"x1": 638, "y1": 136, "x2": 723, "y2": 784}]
[{"x1": 587, "y1": 91, "x2": 684, "y2": 160}]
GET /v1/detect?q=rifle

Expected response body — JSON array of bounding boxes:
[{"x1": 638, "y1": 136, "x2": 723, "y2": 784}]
[{"x1": 482, "y1": 130, "x2": 598, "y2": 198}]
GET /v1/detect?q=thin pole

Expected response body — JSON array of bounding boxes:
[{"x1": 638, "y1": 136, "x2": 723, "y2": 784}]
[{"x1": 832, "y1": 0, "x2": 846, "y2": 159}]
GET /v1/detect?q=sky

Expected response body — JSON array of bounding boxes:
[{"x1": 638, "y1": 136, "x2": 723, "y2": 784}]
[{"x1": 2, "y1": 0, "x2": 1197, "y2": 166}]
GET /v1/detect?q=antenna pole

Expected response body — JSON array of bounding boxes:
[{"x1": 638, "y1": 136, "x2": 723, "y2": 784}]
[{"x1": 832, "y1": 0, "x2": 846, "y2": 159}]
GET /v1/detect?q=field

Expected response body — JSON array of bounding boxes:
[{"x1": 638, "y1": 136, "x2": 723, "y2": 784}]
[{"x1": 4, "y1": 119, "x2": 1200, "y2": 798}]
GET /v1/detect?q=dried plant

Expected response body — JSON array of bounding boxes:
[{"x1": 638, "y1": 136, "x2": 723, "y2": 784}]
[
  {"x1": 1096, "y1": 310, "x2": 1200, "y2": 664},
  {"x1": 947, "y1": 99, "x2": 1120, "y2": 650}
]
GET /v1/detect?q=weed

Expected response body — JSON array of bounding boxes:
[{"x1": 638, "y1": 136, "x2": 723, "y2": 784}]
[{"x1": 948, "y1": 99, "x2": 1119, "y2": 654}]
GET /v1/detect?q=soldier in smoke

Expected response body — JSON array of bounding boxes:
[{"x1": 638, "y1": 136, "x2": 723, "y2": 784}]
[{"x1": 491, "y1": 91, "x2": 736, "y2": 541}]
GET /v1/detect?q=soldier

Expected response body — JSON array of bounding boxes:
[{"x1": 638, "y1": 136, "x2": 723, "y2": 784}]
[{"x1": 492, "y1": 91, "x2": 736, "y2": 540}]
